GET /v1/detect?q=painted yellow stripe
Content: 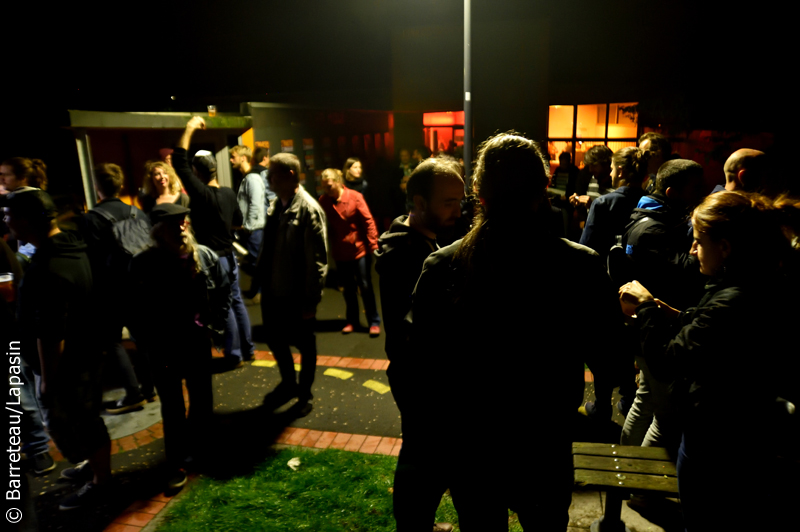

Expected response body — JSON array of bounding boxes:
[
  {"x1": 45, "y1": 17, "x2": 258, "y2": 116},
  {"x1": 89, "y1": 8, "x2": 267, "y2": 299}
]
[
  {"x1": 294, "y1": 363, "x2": 302, "y2": 372},
  {"x1": 252, "y1": 360, "x2": 277, "y2": 368},
  {"x1": 362, "y1": 380, "x2": 391, "y2": 395},
  {"x1": 324, "y1": 368, "x2": 354, "y2": 380}
]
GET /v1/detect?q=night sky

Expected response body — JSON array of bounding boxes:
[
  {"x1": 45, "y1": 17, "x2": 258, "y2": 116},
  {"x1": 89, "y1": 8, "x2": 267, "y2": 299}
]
[{"x1": 6, "y1": 1, "x2": 787, "y2": 117}]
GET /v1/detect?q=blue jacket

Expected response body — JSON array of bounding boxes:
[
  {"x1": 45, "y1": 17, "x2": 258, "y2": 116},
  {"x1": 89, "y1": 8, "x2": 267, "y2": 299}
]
[{"x1": 580, "y1": 186, "x2": 645, "y2": 260}]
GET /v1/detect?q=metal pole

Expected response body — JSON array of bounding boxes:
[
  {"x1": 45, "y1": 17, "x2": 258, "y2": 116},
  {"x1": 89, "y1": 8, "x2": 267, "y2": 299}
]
[
  {"x1": 74, "y1": 128, "x2": 97, "y2": 210},
  {"x1": 463, "y1": 0, "x2": 472, "y2": 186}
]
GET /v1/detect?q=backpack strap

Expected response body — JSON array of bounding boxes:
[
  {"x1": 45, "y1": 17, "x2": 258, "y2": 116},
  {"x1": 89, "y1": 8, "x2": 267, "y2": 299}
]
[{"x1": 90, "y1": 207, "x2": 118, "y2": 224}]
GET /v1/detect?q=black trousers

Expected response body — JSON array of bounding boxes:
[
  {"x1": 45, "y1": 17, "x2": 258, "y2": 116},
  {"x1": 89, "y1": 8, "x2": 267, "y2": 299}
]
[
  {"x1": 149, "y1": 337, "x2": 213, "y2": 470},
  {"x1": 261, "y1": 301, "x2": 317, "y2": 397}
]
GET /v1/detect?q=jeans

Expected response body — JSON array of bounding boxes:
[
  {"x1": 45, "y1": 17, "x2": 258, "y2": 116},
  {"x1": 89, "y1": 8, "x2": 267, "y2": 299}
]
[
  {"x1": 238, "y1": 229, "x2": 263, "y2": 277},
  {"x1": 19, "y1": 359, "x2": 50, "y2": 456},
  {"x1": 218, "y1": 253, "x2": 254, "y2": 361},
  {"x1": 338, "y1": 254, "x2": 380, "y2": 327},
  {"x1": 620, "y1": 357, "x2": 679, "y2": 449}
]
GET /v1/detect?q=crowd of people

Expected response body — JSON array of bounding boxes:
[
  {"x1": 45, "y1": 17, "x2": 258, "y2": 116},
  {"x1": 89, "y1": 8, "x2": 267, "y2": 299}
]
[{"x1": 2, "y1": 121, "x2": 798, "y2": 530}]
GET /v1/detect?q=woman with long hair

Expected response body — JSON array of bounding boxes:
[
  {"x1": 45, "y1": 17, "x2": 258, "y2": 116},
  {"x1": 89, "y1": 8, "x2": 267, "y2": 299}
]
[
  {"x1": 619, "y1": 190, "x2": 799, "y2": 530},
  {"x1": 139, "y1": 160, "x2": 189, "y2": 213},
  {"x1": 342, "y1": 157, "x2": 367, "y2": 194},
  {"x1": 0, "y1": 157, "x2": 48, "y2": 193}
]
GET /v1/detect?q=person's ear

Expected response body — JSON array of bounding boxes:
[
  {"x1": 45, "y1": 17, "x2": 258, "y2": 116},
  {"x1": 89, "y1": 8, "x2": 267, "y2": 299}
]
[
  {"x1": 737, "y1": 169, "x2": 746, "y2": 188},
  {"x1": 412, "y1": 194, "x2": 426, "y2": 213},
  {"x1": 719, "y1": 238, "x2": 732, "y2": 260},
  {"x1": 665, "y1": 186, "x2": 674, "y2": 199}
]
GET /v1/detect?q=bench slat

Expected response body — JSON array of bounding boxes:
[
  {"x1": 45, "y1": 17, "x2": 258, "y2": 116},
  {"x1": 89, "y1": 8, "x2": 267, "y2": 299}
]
[
  {"x1": 573, "y1": 454, "x2": 677, "y2": 476},
  {"x1": 572, "y1": 443, "x2": 673, "y2": 461},
  {"x1": 575, "y1": 468, "x2": 679, "y2": 495}
]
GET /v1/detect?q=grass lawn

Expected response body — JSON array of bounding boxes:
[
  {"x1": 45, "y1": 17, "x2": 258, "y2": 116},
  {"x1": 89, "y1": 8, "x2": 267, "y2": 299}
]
[{"x1": 156, "y1": 447, "x2": 523, "y2": 532}]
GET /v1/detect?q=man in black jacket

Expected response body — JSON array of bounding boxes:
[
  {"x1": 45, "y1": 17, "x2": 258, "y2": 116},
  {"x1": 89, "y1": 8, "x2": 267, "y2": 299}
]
[
  {"x1": 375, "y1": 157, "x2": 463, "y2": 532},
  {"x1": 621, "y1": 159, "x2": 707, "y2": 310}
]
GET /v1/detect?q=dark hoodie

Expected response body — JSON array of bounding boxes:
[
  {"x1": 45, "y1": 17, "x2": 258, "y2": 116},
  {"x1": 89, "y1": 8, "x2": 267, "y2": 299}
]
[
  {"x1": 622, "y1": 194, "x2": 705, "y2": 309},
  {"x1": 374, "y1": 215, "x2": 437, "y2": 362},
  {"x1": 17, "y1": 230, "x2": 98, "y2": 371}
]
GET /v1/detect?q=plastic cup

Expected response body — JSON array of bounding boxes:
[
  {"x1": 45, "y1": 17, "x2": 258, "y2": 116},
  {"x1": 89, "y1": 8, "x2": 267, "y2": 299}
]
[
  {"x1": 207, "y1": 105, "x2": 217, "y2": 117},
  {"x1": 0, "y1": 273, "x2": 14, "y2": 303}
]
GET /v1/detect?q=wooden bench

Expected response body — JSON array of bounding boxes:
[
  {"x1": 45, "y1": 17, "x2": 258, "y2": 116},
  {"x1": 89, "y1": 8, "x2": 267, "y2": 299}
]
[{"x1": 572, "y1": 442, "x2": 679, "y2": 532}]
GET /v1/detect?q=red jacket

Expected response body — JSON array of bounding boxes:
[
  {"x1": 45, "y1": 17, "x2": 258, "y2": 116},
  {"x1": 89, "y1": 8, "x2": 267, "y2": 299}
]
[{"x1": 319, "y1": 188, "x2": 378, "y2": 261}]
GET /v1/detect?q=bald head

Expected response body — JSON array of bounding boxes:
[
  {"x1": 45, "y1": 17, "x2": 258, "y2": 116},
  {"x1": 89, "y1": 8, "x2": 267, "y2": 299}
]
[{"x1": 723, "y1": 149, "x2": 766, "y2": 192}]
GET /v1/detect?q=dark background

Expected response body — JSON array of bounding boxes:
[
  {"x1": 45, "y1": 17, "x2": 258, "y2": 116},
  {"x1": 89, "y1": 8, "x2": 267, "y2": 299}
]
[{"x1": 3, "y1": 0, "x2": 793, "y2": 190}]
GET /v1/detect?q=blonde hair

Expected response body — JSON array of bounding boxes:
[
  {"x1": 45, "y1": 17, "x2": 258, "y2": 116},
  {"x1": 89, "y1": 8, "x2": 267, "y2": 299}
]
[
  {"x1": 230, "y1": 145, "x2": 252, "y2": 162},
  {"x1": 321, "y1": 168, "x2": 343, "y2": 184},
  {"x1": 143, "y1": 160, "x2": 183, "y2": 197}
]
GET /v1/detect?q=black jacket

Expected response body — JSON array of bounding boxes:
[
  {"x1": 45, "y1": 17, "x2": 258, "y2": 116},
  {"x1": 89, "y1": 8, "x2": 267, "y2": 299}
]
[
  {"x1": 405, "y1": 231, "x2": 626, "y2": 441},
  {"x1": 621, "y1": 195, "x2": 705, "y2": 309},
  {"x1": 636, "y1": 275, "x2": 789, "y2": 422},
  {"x1": 374, "y1": 215, "x2": 438, "y2": 362},
  {"x1": 17, "y1": 231, "x2": 98, "y2": 371}
]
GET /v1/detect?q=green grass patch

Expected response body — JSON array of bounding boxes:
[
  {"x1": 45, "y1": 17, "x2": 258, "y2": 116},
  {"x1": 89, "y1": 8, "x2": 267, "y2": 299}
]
[{"x1": 157, "y1": 447, "x2": 522, "y2": 532}]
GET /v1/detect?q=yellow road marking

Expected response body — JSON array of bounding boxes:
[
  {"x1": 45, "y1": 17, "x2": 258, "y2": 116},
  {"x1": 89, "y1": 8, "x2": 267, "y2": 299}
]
[
  {"x1": 324, "y1": 368, "x2": 354, "y2": 380},
  {"x1": 252, "y1": 360, "x2": 277, "y2": 368},
  {"x1": 362, "y1": 380, "x2": 391, "y2": 394}
]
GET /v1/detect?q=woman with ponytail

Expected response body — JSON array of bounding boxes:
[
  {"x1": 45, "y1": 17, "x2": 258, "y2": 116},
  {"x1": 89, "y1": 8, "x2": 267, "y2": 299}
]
[
  {"x1": 0, "y1": 157, "x2": 48, "y2": 192},
  {"x1": 579, "y1": 146, "x2": 650, "y2": 260},
  {"x1": 619, "y1": 191, "x2": 798, "y2": 531}
]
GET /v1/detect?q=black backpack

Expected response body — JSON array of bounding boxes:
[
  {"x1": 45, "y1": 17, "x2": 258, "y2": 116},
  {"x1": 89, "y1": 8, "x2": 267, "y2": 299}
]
[{"x1": 91, "y1": 204, "x2": 153, "y2": 270}]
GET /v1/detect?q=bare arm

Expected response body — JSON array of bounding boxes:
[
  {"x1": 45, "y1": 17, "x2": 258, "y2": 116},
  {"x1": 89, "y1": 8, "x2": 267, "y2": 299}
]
[{"x1": 178, "y1": 116, "x2": 206, "y2": 150}]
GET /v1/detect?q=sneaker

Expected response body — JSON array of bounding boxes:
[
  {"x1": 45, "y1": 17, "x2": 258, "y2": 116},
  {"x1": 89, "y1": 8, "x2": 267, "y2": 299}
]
[
  {"x1": 106, "y1": 395, "x2": 147, "y2": 415},
  {"x1": 167, "y1": 468, "x2": 188, "y2": 491},
  {"x1": 60, "y1": 460, "x2": 93, "y2": 482},
  {"x1": 580, "y1": 401, "x2": 597, "y2": 417},
  {"x1": 369, "y1": 325, "x2": 381, "y2": 336},
  {"x1": 342, "y1": 324, "x2": 354, "y2": 334},
  {"x1": 58, "y1": 481, "x2": 104, "y2": 511},
  {"x1": 32, "y1": 451, "x2": 56, "y2": 475}
]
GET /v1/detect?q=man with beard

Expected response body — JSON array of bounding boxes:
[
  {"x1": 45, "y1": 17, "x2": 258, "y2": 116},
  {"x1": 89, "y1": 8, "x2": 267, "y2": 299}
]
[{"x1": 374, "y1": 157, "x2": 464, "y2": 532}]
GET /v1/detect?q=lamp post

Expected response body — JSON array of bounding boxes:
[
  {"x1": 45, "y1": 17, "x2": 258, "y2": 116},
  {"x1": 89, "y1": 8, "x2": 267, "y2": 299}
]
[{"x1": 463, "y1": 0, "x2": 472, "y2": 185}]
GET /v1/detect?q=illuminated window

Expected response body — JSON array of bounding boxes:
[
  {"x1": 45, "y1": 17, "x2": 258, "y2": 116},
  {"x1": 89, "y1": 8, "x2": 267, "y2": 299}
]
[
  {"x1": 548, "y1": 105, "x2": 574, "y2": 138},
  {"x1": 547, "y1": 102, "x2": 638, "y2": 168},
  {"x1": 422, "y1": 111, "x2": 465, "y2": 155}
]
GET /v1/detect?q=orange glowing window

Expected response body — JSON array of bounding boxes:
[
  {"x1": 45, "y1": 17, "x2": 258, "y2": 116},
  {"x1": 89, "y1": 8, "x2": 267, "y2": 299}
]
[{"x1": 423, "y1": 111, "x2": 465, "y2": 127}]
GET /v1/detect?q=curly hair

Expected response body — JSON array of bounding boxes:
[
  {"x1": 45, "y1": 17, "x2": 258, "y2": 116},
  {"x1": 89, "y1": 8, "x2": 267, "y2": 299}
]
[
  {"x1": 455, "y1": 132, "x2": 549, "y2": 270},
  {"x1": 2, "y1": 157, "x2": 48, "y2": 190},
  {"x1": 143, "y1": 160, "x2": 183, "y2": 197},
  {"x1": 612, "y1": 147, "x2": 651, "y2": 185}
]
